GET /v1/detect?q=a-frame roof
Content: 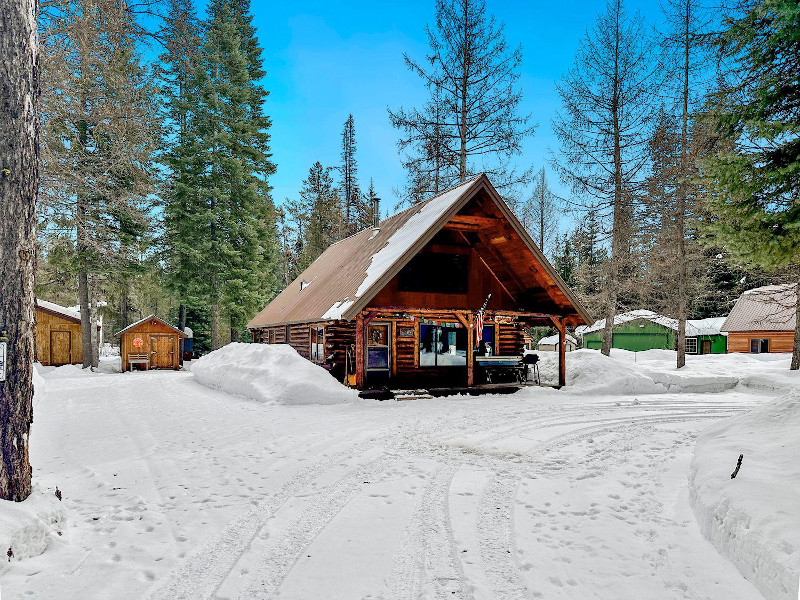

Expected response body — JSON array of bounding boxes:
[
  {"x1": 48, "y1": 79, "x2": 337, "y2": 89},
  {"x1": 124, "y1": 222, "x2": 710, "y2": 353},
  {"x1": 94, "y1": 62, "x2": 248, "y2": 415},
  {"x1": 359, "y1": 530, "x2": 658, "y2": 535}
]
[
  {"x1": 114, "y1": 314, "x2": 188, "y2": 337},
  {"x1": 248, "y1": 174, "x2": 592, "y2": 328}
]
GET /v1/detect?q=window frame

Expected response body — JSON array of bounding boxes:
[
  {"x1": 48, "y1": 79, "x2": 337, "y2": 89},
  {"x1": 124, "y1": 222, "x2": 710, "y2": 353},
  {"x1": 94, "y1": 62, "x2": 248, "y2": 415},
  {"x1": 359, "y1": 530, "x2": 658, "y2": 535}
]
[
  {"x1": 750, "y1": 338, "x2": 769, "y2": 354},
  {"x1": 684, "y1": 337, "x2": 698, "y2": 355},
  {"x1": 310, "y1": 325, "x2": 325, "y2": 362}
]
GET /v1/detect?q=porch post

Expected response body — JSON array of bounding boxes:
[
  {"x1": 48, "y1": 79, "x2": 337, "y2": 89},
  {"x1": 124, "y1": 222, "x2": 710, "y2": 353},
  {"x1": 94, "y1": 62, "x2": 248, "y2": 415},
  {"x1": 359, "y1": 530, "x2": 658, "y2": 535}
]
[
  {"x1": 467, "y1": 312, "x2": 475, "y2": 387},
  {"x1": 355, "y1": 312, "x2": 365, "y2": 389},
  {"x1": 556, "y1": 318, "x2": 566, "y2": 387}
]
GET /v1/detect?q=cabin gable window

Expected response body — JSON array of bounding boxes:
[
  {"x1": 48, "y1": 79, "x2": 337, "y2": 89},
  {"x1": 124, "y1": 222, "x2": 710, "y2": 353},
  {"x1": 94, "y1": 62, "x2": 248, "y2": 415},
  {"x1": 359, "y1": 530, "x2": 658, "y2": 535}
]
[
  {"x1": 749, "y1": 338, "x2": 769, "y2": 353},
  {"x1": 398, "y1": 252, "x2": 469, "y2": 295},
  {"x1": 310, "y1": 326, "x2": 325, "y2": 362}
]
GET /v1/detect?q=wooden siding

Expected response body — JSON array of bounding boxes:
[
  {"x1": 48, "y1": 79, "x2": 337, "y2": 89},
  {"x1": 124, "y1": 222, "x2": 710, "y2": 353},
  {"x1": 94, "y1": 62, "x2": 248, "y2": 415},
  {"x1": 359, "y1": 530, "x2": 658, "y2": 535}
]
[
  {"x1": 727, "y1": 331, "x2": 795, "y2": 353},
  {"x1": 35, "y1": 308, "x2": 83, "y2": 365},
  {"x1": 120, "y1": 319, "x2": 183, "y2": 371}
]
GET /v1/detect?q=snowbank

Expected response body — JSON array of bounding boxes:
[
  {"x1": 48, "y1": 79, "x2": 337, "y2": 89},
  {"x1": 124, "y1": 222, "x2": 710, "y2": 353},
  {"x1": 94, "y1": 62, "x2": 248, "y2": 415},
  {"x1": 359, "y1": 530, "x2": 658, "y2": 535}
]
[
  {"x1": 532, "y1": 348, "x2": 800, "y2": 395},
  {"x1": 192, "y1": 343, "x2": 358, "y2": 405},
  {"x1": 0, "y1": 486, "x2": 66, "y2": 562},
  {"x1": 0, "y1": 368, "x2": 65, "y2": 563},
  {"x1": 689, "y1": 389, "x2": 800, "y2": 600}
]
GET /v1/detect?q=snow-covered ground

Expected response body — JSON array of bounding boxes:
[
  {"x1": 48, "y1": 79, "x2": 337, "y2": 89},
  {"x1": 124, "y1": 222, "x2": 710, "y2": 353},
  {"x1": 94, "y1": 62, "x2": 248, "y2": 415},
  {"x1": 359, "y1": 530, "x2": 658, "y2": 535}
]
[{"x1": 1, "y1": 349, "x2": 797, "y2": 599}]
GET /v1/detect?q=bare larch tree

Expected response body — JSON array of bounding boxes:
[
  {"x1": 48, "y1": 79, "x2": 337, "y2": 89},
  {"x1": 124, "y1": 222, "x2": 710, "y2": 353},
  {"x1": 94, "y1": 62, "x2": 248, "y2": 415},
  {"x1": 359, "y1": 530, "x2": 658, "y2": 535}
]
[
  {"x1": 0, "y1": 0, "x2": 38, "y2": 501},
  {"x1": 553, "y1": 0, "x2": 659, "y2": 356},
  {"x1": 389, "y1": 0, "x2": 535, "y2": 202}
]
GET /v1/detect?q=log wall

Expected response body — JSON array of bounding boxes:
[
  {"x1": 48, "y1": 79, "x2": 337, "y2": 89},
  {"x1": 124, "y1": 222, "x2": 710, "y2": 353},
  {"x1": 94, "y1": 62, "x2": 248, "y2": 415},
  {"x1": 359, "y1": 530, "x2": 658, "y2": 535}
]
[{"x1": 727, "y1": 331, "x2": 795, "y2": 353}]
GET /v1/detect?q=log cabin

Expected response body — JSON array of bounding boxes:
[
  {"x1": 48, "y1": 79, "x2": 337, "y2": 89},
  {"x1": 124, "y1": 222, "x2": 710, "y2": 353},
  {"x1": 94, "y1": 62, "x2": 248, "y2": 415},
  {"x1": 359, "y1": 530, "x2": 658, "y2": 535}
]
[
  {"x1": 722, "y1": 284, "x2": 798, "y2": 354},
  {"x1": 247, "y1": 174, "x2": 592, "y2": 389},
  {"x1": 35, "y1": 299, "x2": 101, "y2": 366}
]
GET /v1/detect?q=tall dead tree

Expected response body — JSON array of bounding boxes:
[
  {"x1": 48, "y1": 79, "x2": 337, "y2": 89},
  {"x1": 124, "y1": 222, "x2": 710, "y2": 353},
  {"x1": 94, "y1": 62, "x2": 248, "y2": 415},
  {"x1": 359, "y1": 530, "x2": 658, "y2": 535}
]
[
  {"x1": 0, "y1": 0, "x2": 38, "y2": 501},
  {"x1": 553, "y1": 0, "x2": 659, "y2": 356},
  {"x1": 389, "y1": 0, "x2": 535, "y2": 200}
]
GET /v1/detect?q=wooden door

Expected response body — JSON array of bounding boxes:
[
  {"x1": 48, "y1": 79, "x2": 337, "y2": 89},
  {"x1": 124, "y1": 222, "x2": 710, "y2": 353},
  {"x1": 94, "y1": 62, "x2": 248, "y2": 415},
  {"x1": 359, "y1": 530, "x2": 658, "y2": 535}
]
[
  {"x1": 701, "y1": 340, "x2": 712, "y2": 355},
  {"x1": 150, "y1": 335, "x2": 175, "y2": 369},
  {"x1": 50, "y1": 330, "x2": 72, "y2": 366}
]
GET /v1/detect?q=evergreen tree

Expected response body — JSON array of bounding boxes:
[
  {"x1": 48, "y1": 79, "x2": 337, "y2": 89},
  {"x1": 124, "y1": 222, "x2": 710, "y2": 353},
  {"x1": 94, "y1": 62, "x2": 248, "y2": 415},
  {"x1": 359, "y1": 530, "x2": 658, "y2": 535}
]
[
  {"x1": 339, "y1": 114, "x2": 365, "y2": 235},
  {"x1": 699, "y1": 0, "x2": 800, "y2": 368},
  {"x1": 296, "y1": 162, "x2": 343, "y2": 271},
  {"x1": 171, "y1": 0, "x2": 277, "y2": 348},
  {"x1": 39, "y1": 0, "x2": 159, "y2": 368}
]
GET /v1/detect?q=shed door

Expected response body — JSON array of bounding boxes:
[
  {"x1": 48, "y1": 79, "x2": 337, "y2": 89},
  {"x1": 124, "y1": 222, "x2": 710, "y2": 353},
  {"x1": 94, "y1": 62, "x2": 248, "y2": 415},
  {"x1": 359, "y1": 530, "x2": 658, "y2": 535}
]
[
  {"x1": 50, "y1": 330, "x2": 71, "y2": 366},
  {"x1": 701, "y1": 340, "x2": 712, "y2": 355},
  {"x1": 150, "y1": 335, "x2": 175, "y2": 369}
]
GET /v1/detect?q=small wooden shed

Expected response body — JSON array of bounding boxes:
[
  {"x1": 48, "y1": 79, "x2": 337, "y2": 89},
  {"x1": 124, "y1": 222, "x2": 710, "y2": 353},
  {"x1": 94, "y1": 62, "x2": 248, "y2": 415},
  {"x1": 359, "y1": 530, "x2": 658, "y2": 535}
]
[
  {"x1": 35, "y1": 299, "x2": 100, "y2": 366},
  {"x1": 722, "y1": 284, "x2": 797, "y2": 353},
  {"x1": 116, "y1": 315, "x2": 187, "y2": 372}
]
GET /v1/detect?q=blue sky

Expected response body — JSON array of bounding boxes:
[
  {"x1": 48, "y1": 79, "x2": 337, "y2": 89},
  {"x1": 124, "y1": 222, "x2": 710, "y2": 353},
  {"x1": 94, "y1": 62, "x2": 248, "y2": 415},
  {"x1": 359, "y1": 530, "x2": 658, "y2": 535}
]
[{"x1": 202, "y1": 0, "x2": 665, "y2": 221}]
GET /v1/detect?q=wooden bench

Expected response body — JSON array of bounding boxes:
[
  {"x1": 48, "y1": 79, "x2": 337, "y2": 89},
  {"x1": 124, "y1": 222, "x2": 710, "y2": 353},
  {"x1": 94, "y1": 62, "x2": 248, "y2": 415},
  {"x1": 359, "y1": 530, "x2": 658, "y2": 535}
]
[{"x1": 128, "y1": 353, "x2": 150, "y2": 371}]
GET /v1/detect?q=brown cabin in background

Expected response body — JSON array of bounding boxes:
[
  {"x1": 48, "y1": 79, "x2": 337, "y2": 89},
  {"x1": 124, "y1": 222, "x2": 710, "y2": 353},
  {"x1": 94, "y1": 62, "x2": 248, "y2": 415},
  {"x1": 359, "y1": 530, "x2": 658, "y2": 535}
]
[
  {"x1": 722, "y1": 284, "x2": 798, "y2": 353},
  {"x1": 35, "y1": 299, "x2": 100, "y2": 366},
  {"x1": 247, "y1": 175, "x2": 592, "y2": 389},
  {"x1": 117, "y1": 315, "x2": 187, "y2": 371}
]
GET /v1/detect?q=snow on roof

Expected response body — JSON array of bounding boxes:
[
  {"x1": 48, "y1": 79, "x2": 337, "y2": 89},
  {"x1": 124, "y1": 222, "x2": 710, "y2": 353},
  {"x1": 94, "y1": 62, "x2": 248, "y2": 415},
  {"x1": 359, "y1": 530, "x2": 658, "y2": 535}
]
[
  {"x1": 686, "y1": 317, "x2": 727, "y2": 337},
  {"x1": 537, "y1": 333, "x2": 577, "y2": 346},
  {"x1": 115, "y1": 314, "x2": 187, "y2": 337},
  {"x1": 575, "y1": 310, "x2": 728, "y2": 338},
  {"x1": 355, "y1": 180, "x2": 475, "y2": 298},
  {"x1": 722, "y1": 283, "x2": 797, "y2": 332},
  {"x1": 36, "y1": 299, "x2": 81, "y2": 321}
]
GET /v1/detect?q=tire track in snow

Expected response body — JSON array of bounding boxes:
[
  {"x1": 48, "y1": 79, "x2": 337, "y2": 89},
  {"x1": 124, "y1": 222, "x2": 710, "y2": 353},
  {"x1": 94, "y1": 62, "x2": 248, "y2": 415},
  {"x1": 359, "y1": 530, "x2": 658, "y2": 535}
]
[
  {"x1": 385, "y1": 464, "x2": 472, "y2": 600},
  {"x1": 239, "y1": 452, "x2": 402, "y2": 599},
  {"x1": 476, "y1": 472, "x2": 529, "y2": 600},
  {"x1": 144, "y1": 439, "x2": 388, "y2": 600}
]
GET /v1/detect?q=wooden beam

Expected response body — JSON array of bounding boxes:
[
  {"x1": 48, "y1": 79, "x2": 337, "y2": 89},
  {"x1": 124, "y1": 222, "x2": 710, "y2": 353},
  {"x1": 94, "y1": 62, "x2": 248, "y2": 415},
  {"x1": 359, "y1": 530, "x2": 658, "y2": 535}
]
[
  {"x1": 552, "y1": 317, "x2": 566, "y2": 388},
  {"x1": 467, "y1": 313, "x2": 474, "y2": 387},
  {"x1": 449, "y1": 214, "x2": 502, "y2": 227},
  {"x1": 355, "y1": 312, "x2": 365, "y2": 389},
  {"x1": 391, "y1": 321, "x2": 397, "y2": 377}
]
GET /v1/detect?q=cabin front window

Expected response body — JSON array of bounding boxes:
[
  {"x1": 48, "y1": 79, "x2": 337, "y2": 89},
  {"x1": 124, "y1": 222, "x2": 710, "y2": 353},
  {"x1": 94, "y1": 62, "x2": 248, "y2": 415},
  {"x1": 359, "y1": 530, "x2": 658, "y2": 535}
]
[
  {"x1": 310, "y1": 326, "x2": 325, "y2": 362},
  {"x1": 419, "y1": 324, "x2": 468, "y2": 366},
  {"x1": 685, "y1": 337, "x2": 698, "y2": 354},
  {"x1": 749, "y1": 338, "x2": 769, "y2": 353}
]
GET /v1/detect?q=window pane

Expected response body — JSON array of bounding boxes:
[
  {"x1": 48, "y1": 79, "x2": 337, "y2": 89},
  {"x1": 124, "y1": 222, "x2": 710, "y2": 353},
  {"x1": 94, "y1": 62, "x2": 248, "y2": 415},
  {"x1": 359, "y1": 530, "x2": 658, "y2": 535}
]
[
  {"x1": 760, "y1": 338, "x2": 769, "y2": 353},
  {"x1": 750, "y1": 339, "x2": 759, "y2": 353},
  {"x1": 367, "y1": 347, "x2": 389, "y2": 370},
  {"x1": 419, "y1": 324, "x2": 466, "y2": 366}
]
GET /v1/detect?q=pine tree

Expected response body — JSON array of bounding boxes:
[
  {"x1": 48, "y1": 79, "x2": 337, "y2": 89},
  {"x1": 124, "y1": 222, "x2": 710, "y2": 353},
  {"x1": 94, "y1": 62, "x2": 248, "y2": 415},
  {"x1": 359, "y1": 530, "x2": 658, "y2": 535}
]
[
  {"x1": 296, "y1": 162, "x2": 343, "y2": 271},
  {"x1": 39, "y1": 0, "x2": 159, "y2": 368},
  {"x1": 168, "y1": 0, "x2": 277, "y2": 349},
  {"x1": 553, "y1": 0, "x2": 659, "y2": 355},
  {"x1": 389, "y1": 0, "x2": 535, "y2": 199},
  {"x1": 339, "y1": 114, "x2": 363, "y2": 236},
  {"x1": 699, "y1": 0, "x2": 800, "y2": 368}
]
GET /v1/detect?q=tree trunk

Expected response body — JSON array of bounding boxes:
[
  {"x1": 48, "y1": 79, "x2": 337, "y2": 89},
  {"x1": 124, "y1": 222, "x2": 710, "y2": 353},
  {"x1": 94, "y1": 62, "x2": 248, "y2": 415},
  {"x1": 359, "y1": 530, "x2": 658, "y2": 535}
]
[
  {"x1": 210, "y1": 303, "x2": 222, "y2": 350},
  {"x1": 178, "y1": 304, "x2": 186, "y2": 332},
  {"x1": 675, "y1": 0, "x2": 690, "y2": 370},
  {"x1": 89, "y1": 292, "x2": 99, "y2": 367},
  {"x1": 0, "y1": 0, "x2": 38, "y2": 502},
  {"x1": 78, "y1": 270, "x2": 93, "y2": 368},
  {"x1": 791, "y1": 277, "x2": 800, "y2": 371}
]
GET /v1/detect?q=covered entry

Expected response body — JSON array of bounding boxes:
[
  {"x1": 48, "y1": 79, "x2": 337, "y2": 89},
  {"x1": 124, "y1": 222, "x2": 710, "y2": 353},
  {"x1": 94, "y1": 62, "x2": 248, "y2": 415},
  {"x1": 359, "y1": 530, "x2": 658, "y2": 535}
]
[{"x1": 116, "y1": 315, "x2": 187, "y2": 372}]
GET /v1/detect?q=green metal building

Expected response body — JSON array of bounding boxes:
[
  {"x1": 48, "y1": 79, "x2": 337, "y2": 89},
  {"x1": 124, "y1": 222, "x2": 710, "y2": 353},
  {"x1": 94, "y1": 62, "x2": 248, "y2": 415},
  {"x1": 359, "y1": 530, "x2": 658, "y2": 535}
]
[{"x1": 577, "y1": 311, "x2": 727, "y2": 354}]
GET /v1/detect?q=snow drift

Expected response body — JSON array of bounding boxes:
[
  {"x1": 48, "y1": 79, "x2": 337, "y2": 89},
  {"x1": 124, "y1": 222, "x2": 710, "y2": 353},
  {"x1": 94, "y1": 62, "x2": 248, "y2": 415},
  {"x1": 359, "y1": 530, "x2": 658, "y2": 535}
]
[
  {"x1": 532, "y1": 348, "x2": 799, "y2": 395},
  {"x1": 192, "y1": 342, "x2": 358, "y2": 405},
  {"x1": 689, "y1": 388, "x2": 800, "y2": 600},
  {"x1": 0, "y1": 368, "x2": 66, "y2": 562}
]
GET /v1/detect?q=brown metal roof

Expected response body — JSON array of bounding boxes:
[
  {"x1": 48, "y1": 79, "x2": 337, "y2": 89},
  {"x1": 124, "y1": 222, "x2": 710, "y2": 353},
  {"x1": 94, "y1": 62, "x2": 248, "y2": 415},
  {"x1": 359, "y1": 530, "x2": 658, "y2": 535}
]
[
  {"x1": 115, "y1": 315, "x2": 188, "y2": 337},
  {"x1": 247, "y1": 174, "x2": 592, "y2": 328},
  {"x1": 721, "y1": 284, "x2": 797, "y2": 332}
]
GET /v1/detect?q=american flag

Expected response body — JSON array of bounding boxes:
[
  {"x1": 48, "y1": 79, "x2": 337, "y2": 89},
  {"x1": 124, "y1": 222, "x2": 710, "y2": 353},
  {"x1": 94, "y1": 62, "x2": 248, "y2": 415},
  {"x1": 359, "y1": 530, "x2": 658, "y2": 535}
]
[{"x1": 475, "y1": 310, "x2": 484, "y2": 346}]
